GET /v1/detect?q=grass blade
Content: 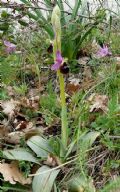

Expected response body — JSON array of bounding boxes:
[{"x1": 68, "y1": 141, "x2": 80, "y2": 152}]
[{"x1": 71, "y1": 0, "x2": 82, "y2": 20}]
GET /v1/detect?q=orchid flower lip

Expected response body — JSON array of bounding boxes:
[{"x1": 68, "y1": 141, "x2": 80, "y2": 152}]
[{"x1": 51, "y1": 50, "x2": 63, "y2": 71}]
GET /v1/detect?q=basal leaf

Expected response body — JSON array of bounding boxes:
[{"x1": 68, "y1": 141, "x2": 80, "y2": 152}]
[
  {"x1": 27, "y1": 136, "x2": 53, "y2": 158},
  {"x1": 3, "y1": 148, "x2": 39, "y2": 164},
  {"x1": 32, "y1": 165, "x2": 60, "y2": 192},
  {"x1": 68, "y1": 175, "x2": 95, "y2": 192},
  {"x1": 80, "y1": 131, "x2": 100, "y2": 149}
]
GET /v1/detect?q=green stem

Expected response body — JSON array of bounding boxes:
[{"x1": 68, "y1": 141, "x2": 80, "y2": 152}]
[
  {"x1": 58, "y1": 70, "x2": 68, "y2": 157},
  {"x1": 53, "y1": 38, "x2": 68, "y2": 157}
]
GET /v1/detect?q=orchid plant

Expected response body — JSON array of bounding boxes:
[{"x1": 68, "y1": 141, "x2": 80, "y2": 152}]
[
  {"x1": 51, "y1": 5, "x2": 68, "y2": 157},
  {"x1": 4, "y1": 40, "x2": 16, "y2": 54},
  {"x1": 4, "y1": 0, "x2": 103, "y2": 62},
  {"x1": 97, "y1": 44, "x2": 112, "y2": 57}
]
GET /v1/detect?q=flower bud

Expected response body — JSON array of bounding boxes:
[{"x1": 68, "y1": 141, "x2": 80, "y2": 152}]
[
  {"x1": 51, "y1": 5, "x2": 61, "y2": 57},
  {"x1": 55, "y1": 16, "x2": 61, "y2": 35},
  {"x1": 51, "y1": 5, "x2": 61, "y2": 25},
  {"x1": 51, "y1": 5, "x2": 61, "y2": 36}
]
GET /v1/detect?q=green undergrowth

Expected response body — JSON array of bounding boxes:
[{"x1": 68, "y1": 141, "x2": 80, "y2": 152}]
[
  {"x1": 1, "y1": 61, "x2": 120, "y2": 191},
  {"x1": 0, "y1": 1, "x2": 120, "y2": 191}
]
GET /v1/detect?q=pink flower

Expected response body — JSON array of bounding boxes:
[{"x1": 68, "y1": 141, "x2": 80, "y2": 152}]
[
  {"x1": 51, "y1": 50, "x2": 63, "y2": 71},
  {"x1": 4, "y1": 40, "x2": 16, "y2": 54},
  {"x1": 97, "y1": 44, "x2": 112, "y2": 57}
]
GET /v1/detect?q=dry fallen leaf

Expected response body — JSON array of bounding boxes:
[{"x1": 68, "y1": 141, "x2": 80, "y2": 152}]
[
  {"x1": 0, "y1": 124, "x2": 10, "y2": 138},
  {"x1": 88, "y1": 93, "x2": 108, "y2": 113},
  {"x1": 67, "y1": 78, "x2": 81, "y2": 94},
  {"x1": 81, "y1": 79, "x2": 94, "y2": 91},
  {"x1": 91, "y1": 40, "x2": 100, "y2": 54},
  {"x1": 15, "y1": 121, "x2": 28, "y2": 131},
  {"x1": 44, "y1": 155, "x2": 57, "y2": 167},
  {"x1": 28, "y1": 88, "x2": 42, "y2": 97},
  {"x1": 1, "y1": 99, "x2": 20, "y2": 119},
  {"x1": 78, "y1": 57, "x2": 89, "y2": 65},
  {"x1": 6, "y1": 86, "x2": 15, "y2": 97},
  {"x1": 4, "y1": 131, "x2": 25, "y2": 144},
  {"x1": 0, "y1": 125, "x2": 10, "y2": 147},
  {"x1": 83, "y1": 66, "x2": 92, "y2": 80},
  {"x1": 44, "y1": 154, "x2": 61, "y2": 167},
  {"x1": 4, "y1": 121, "x2": 40, "y2": 144},
  {"x1": 0, "y1": 162, "x2": 31, "y2": 185},
  {"x1": 20, "y1": 96, "x2": 40, "y2": 109},
  {"x1": 115, "y1": 56, "x2": 120, "y2": 70}
]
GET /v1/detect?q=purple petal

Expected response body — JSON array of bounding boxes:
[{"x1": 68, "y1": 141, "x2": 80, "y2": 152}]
[
  {"x1": 6, "y1": 47, "x2": 16, "y2": 54},
  {"x1": 97, "y1": 50, "x2": 106, "y2": 57},
  {"x1": 97, "y1": 44, "x2": 112, "y2": 57},
  {"x1": 4, "y1": 40, "x2": 16, "y2": 48},
  {"x1": 103, "y1": 44, "x2": 107, "y2": 49},
  {"x1": 51, "y1": 62, "x2": 61, "y2": 71},
  {"x1": 4, "y1": 40, "x2": 11, "y2": 47},
  {"x1": 51, "y1": 50, "x2": 63, "y2": 71},
  {"x1": 56, "y1": 50, "x2": 63, "y2": 63},
  {"x1": 4, "y1": 40, "x2": 16, "y2": 54}
]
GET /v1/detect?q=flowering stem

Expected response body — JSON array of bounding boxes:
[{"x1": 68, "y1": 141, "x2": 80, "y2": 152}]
[
  {"x1": 57, "y1": 70, "x2": 68, "y2": 156},
  {"x1": 53, "y1": 46, "x2": 68, "y2": 156},
  {"x1": 51, "y1": 5, "x2": 68, "y2": 158}
]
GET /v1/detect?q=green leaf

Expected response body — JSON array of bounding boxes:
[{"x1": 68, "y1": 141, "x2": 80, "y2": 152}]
[
  {"x1": 27, "y1": 136, "x2": 53, "y2": 158},
  {"x1": 100, "y1": 177, "x2": 120, "y2": 192},
  {"x1": 79, "y1": 131, "x2": 100, "y2": 149},
  {"x1": 68, "y1": 175, "x2": 95, "y2": 192},
  {"x1": 3, "y1": 148, "x2": 39, "y2": 164},
  {"x1": 18, "y1": 19, "x2": 28, "y2": 26},
  {"x1": 65, "y1": 140, "x2": 76, "y2": 159},
  {"x1": 19, "y1": 0, "x2": 54, "y2": 38},
  {"x1": 0, "y1": 186, "x2": 29, "y2": 192},
  {"x1": 1, "y1": 10, "x2": 8, "y2": 18},
  {"x1": 71, "y1": 0, "x2": 82, "y2": 20},
  {"x1": 32, "y1": 165, "x2": 60, "y2": 192},
  {"x1": 0, "y1": 23, "x2": 9, "y2": 31},
  {"x1": 44, "y1": 0, "x2": 52, "y2": 8},
  {"x1": 57, "y1": 0, "x2": 66, "y2": 26},
  {"x1": 73, "y1": 22, "x2": 98, "y2": 57}
]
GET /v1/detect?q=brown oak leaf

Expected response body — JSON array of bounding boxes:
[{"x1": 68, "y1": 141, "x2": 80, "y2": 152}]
[
  {"x1": 0, "y1": 162, "x2": 31, "y2": 185},
  {"x1": 88, "y1": 93, "x2": 108, "y2": 113}
]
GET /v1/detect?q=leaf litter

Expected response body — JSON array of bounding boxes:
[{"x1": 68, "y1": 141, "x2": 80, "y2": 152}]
[
  {"x1": 0, "y1": 54, "x2": 120, "y2": 191},
  {"x1": 0, "y1": 161, "x2": 31, "y2": 185},
  {"x1": 88, "y1": 93, "x2": 109, "y2": 113}
]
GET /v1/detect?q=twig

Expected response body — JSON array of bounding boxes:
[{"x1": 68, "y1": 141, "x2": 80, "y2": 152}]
[
  {"x1": 0, "y1": 2, "x2": 96, "y2": 20},
  {"x1": 29, "y1": 156, "x2": 78, "y2": 176},
  {"x1": 109, "y1": 135, "x2": 120, "y2": 139}
]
